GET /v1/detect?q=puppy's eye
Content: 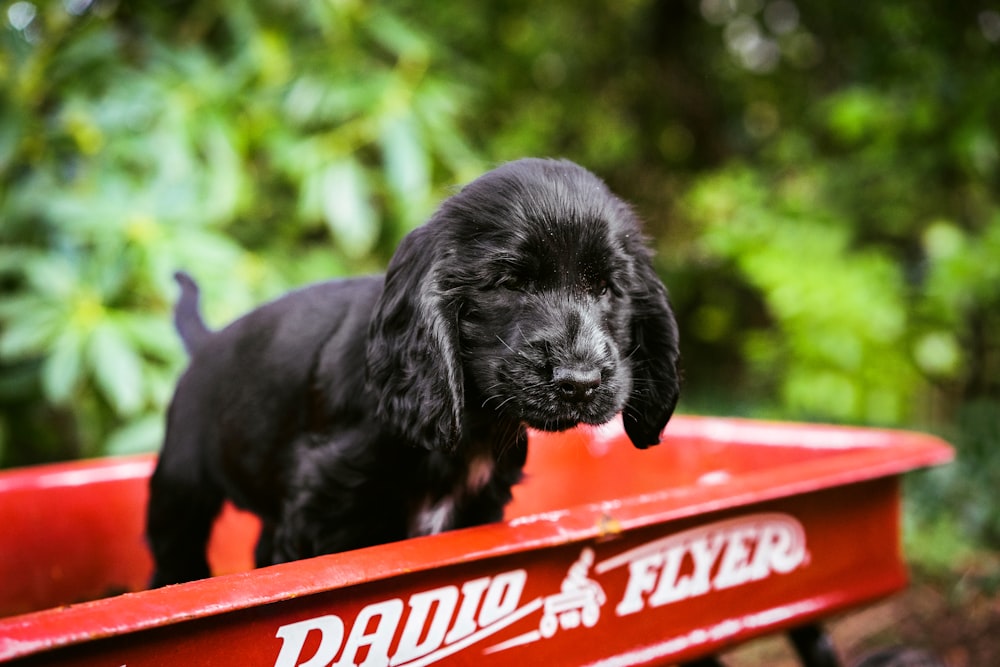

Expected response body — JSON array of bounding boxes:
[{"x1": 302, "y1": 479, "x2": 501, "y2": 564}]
[
  {"x1": 580, "y1": 268, "x2": 613, "y2": 298},
  {"x1": 589, "y1": 278, "x2": 614, "y2": 298}
]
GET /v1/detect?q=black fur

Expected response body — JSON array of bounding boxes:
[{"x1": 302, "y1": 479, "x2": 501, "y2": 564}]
[{"x1": 146, "y1": 158, "x2": 681, "y2": 586}]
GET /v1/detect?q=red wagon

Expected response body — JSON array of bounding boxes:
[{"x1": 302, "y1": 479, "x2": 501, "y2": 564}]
[{"x1": 0, "y1": 416, "x2": 953, "y2": 666}]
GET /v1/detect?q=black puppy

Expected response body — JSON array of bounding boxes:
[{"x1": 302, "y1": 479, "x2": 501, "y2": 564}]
[{"x1": 147, "y1": 158, "x2": 681, "y2": 587}]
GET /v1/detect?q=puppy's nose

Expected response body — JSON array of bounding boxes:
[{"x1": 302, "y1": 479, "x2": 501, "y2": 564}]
[{"x1": 553, "y1": 366, "x2": 602, "y2": 402}]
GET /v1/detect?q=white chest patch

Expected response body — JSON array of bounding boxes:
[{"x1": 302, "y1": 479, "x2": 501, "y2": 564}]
[
  {"x1": 407, "y1": 455, "x2": 496, "y2": 538},
  {"x1": 410, "y1": 496, "x2": 457, "y2": 537}
]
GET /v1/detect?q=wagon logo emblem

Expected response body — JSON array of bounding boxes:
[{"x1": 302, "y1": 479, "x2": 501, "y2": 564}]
[
  {"x1": 485, "y1": 547, "x2": 606, "y2": 654},
  {"x1": 540, "y1": 547, "x2": 605, "y2": 637}
]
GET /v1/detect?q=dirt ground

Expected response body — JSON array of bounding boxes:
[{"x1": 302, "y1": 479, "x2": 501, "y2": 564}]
[{"x1": 718, "y1": 576, "x2": 1000, "y2": 666}]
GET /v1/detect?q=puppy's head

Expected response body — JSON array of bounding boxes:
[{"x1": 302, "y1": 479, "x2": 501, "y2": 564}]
[{"x1": 367, "y1": 158, "x2": 680, "y2": 451}]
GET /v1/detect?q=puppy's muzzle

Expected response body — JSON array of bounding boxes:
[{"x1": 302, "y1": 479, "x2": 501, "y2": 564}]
[{"x1": 552, "y1": 364, "x2": 602, "y2": 403}]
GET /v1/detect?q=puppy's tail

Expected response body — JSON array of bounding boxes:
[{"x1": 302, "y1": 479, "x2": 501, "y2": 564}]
[{"x1": 173, "y1": 271, "x2": 211, "y2": 356}]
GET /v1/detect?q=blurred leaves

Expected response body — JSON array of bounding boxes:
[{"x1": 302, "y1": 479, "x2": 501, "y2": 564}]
[
  {"x1": 0, "y1": 0, "x2": 479, "y2": 465},
  {"x1": 685, "y1": 167, "x2": 917, "y2": 423},
  {"x1": 319, "y1": 159, "x2": 379, "y2": 258}
]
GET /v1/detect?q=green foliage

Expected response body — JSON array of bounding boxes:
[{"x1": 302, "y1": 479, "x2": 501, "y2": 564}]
[
  {"x1": 903, "y1": 509, "x2": 977, "y2": 580},
  {"x1": 685, "y1": 166, "x2": 918, "y2": 424},
  {"x1": 1, "y1": 0, "x2": 479, "y2": 464},
  {"x1": 673, "y1": 1, "x2": 999, "y2": 427}
]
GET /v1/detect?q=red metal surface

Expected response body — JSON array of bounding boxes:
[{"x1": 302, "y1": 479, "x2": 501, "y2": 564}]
[{"x1": 0, "y1": 416, "x2": 953, "y2": 666}]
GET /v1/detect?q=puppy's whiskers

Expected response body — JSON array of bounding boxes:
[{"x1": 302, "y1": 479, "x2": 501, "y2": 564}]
[
  {"x1": 495, "y1": 334, "x2": 516, "y2": 354},
  {"x1": 496, "y1": 333, "x2": 531, "y2": 359},
  {"x1": 488, "y1": 395, "x2": 519, "y2": 412}
]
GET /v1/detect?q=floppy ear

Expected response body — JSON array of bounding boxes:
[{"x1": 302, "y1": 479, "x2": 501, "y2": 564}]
[
  {"x1": 366, "y1": 225, "x2": 464, "y2": 451},
  {"x1": 622, "y1": 251, "x2": 682, "y2": 449}
]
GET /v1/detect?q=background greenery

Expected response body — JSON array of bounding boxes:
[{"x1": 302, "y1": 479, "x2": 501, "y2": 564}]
[{"x1": 2, "y1": 0, "x2": 998, "y2": 562}]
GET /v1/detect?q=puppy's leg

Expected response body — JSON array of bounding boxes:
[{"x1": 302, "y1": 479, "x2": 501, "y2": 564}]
[
  {"x1": 255, "y1": 521, "x2": 276, "y2": 568},
  {"x1": 146, "y1": 460, "x2": 223, "y2": 587},
  {"x1": 269, "y1": 487, "x2": 406, "y2": 564}
]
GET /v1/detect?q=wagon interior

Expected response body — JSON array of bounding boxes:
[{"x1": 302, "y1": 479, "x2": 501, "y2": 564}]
[{"x1": 0, "y1": 415, "x2": 949, "y2": 622}]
